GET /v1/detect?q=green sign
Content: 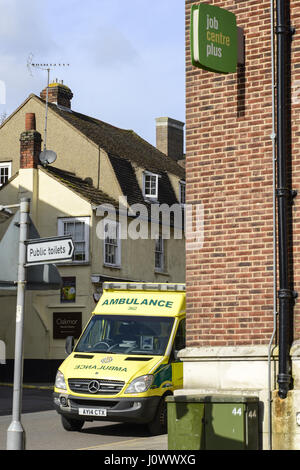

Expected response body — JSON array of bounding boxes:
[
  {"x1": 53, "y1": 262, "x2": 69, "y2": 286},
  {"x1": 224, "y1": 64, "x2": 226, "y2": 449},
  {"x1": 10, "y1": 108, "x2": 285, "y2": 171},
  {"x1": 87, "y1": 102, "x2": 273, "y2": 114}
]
[{"x1": 191, "y1": 3, "x2": 237, "y2": 74}]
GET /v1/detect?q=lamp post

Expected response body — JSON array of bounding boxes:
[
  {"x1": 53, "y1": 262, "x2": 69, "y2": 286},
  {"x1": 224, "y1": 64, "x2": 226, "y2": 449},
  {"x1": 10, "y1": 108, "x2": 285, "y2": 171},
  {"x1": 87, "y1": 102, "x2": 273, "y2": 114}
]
[{"x1": 3, "y1": 198, "x2": 31, "y2": 450}]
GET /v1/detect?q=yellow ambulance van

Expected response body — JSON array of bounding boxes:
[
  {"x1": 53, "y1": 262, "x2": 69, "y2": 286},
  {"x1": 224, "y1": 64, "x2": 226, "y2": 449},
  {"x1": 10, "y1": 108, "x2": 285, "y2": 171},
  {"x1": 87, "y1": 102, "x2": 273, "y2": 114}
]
[{"x1": 53, "y1": 282, "x2": 186, "y2": 434}]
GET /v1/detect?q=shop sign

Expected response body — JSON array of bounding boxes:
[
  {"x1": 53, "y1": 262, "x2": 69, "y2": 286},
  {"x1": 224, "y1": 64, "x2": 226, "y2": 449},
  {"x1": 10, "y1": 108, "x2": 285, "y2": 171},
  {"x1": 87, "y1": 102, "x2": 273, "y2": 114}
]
[{"x1": 191, "y1": 3, "x2": 237, "y2": 74}]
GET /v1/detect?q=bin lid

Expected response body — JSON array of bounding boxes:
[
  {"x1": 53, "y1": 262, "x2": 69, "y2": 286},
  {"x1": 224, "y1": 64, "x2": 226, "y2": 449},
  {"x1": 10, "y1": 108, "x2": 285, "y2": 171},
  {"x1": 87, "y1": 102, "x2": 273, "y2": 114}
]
[{"x1": 166, "y1": 394, "x2": 259, "y2": 403}]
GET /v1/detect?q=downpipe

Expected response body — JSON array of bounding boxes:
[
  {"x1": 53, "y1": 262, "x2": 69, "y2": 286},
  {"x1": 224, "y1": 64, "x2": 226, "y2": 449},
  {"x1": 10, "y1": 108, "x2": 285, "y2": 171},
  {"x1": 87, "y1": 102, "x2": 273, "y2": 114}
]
[
  {"x1": 267, "y1": 0, "x2": 277, "y2": 449},
  {"x1": 275, "y1": 0, "x2": 296, "y2": 400}
]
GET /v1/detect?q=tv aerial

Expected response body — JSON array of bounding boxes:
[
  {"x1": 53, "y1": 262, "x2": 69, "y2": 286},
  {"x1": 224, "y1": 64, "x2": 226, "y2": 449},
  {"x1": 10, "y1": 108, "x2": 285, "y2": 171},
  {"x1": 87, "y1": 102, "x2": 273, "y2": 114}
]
[{"x1": 27, "y1": 54, "x2": 70, "y2": 166}]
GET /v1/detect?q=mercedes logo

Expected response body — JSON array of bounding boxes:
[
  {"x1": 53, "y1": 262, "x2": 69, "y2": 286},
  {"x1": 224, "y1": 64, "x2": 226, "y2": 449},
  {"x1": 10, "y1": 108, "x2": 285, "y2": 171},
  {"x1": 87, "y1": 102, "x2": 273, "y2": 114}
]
[
  {"x1": 88, "y1": 380, "x2": 100, "y2": 394},
  {"x1": 101, "y1": 356, "x2": 113, "y2": 364}
]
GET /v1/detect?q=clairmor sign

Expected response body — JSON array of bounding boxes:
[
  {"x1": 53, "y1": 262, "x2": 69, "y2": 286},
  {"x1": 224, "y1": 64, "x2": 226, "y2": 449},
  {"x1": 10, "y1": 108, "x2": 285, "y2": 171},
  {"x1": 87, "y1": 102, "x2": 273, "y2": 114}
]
[
  {"x1": 191, "y1": 3, "x2": 237, "y2": 74},
  {"x1": 26, "y1": 236, "x2": 74, "y2": 265}
]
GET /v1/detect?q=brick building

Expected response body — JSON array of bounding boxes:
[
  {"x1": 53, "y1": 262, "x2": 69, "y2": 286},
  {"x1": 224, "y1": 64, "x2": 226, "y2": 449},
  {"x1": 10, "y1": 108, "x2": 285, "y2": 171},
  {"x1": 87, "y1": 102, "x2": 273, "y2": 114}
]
[{"x1": 182, "y1": 0, "x2": 300, "y2": 449}]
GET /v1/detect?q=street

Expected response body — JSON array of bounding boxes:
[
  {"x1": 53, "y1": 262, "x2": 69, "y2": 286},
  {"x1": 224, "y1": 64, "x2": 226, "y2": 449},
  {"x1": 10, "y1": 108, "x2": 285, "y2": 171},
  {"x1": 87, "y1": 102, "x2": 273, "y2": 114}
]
[{"x1": 0, "y1": 386, "x2": 167, "y2": 450}]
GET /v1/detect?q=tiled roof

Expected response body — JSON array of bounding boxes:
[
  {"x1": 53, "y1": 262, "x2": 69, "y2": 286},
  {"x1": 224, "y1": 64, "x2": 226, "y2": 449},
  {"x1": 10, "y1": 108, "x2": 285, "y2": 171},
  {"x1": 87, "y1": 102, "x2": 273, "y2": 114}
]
[
  {"x1": 108, "y1": 154, "x2": 179, "y2": 207},
  {"x1": 108, "y1": 154, "x2": 145, "y2": 207},
  {"x1": 44, "y1": 166, "x2": 119, "y2": 207},
  {"x1": 44, "y1": 166, "x2": 183, "y2": 228},
  {"x1": 36, "y1": 96, "x2": 185, "y2": 180}
]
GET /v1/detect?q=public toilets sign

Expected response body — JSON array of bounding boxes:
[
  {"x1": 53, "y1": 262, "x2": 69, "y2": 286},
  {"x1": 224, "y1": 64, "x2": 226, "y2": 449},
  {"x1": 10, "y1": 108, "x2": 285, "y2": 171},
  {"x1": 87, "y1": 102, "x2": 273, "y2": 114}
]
[{"x1": 191, "y1": 3, "x2": 237, "y2": 74}]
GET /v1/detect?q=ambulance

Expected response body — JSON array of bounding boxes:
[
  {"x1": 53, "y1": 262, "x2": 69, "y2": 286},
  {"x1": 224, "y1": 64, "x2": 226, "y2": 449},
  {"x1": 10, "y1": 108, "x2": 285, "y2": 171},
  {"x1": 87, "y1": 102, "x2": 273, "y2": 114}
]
[{"x1": 53, "y1": 282, "x2": 186, "y2": 434}]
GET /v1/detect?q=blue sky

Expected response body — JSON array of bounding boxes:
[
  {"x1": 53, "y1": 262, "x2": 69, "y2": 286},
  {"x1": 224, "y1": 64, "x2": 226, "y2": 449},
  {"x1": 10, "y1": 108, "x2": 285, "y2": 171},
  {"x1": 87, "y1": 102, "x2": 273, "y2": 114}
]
[{"x1": 0, "y1": 0, "x2": 185, "y2": 146}]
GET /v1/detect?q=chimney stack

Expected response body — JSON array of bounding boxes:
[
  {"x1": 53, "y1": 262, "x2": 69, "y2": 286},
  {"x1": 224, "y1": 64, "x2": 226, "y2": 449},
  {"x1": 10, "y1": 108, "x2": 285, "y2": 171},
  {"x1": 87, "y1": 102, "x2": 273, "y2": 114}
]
[
  {"x1": 25, "y1": 112, "x2": 36, "y2": 131},
  {"x1": 40, "y1": 80, "x2": 73, "y2": 109},
  {"x1": 156, "y1": 117, "x2": 185, "y2": 161},
  {"x1": 20, "y1": 113, "x2": 42, "y2": 169}
]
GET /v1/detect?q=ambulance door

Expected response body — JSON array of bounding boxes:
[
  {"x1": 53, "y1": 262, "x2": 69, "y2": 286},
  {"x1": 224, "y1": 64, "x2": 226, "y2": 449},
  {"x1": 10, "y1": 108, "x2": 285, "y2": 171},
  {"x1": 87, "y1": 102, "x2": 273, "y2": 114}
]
[{"x1": 171, "y1": 318, "x2": 186, "y2": 389}]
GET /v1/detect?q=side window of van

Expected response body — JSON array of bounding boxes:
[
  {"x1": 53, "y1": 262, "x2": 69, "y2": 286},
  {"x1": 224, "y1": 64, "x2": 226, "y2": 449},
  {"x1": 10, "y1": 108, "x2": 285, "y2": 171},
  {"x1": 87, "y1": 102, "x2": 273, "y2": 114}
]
[{"x1": 174, "y1": 319, "x2": 186, "y2": 352}]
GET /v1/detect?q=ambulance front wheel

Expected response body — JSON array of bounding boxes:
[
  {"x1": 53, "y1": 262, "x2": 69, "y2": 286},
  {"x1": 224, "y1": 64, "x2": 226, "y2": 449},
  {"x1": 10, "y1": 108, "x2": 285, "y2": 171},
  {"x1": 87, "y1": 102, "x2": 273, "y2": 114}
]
[
  {"x1": 61, "y1": 415, "x2": 85, "y2": 432},
  {"x1": 147, "y1": 397, "x2": 167, "y2": 435}
]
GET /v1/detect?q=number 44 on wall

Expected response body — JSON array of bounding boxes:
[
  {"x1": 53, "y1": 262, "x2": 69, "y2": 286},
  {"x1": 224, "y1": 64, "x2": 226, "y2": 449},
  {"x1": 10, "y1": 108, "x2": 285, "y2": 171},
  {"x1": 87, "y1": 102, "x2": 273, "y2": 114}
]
[{"x1": 232, "y1": 407, "x2": 257, "y2": 419}]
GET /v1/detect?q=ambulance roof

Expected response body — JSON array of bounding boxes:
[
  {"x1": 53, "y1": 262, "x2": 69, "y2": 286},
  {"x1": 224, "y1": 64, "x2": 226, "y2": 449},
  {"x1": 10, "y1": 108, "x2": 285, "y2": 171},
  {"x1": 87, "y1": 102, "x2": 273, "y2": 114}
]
[{"x1": 93, "y1": 282, "x2": 186, "y2": 317}]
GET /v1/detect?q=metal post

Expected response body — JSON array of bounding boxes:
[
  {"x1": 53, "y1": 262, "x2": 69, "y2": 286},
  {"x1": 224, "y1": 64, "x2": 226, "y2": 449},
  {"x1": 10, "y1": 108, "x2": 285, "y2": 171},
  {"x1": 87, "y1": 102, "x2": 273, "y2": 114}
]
[
  {"x1": 6, "y1": 198, "x2": 30, "y2": 450},
  {"x1": 43, "y1": 68, "x2": 50, "y2": 151}
]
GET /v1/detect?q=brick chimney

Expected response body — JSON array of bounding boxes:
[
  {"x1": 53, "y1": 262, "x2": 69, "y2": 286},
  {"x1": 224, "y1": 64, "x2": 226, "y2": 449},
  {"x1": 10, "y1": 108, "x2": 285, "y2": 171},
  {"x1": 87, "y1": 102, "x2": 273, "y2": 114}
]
[
  {"x1": 40, "y1": 80, "x2": 73, "y2": 109},
  {"x1": 156, "y1": 117, "x2": 185, "y2": 161},
  {"x1": 20, "y1": 113, "x2": 42, "y2": 169}
]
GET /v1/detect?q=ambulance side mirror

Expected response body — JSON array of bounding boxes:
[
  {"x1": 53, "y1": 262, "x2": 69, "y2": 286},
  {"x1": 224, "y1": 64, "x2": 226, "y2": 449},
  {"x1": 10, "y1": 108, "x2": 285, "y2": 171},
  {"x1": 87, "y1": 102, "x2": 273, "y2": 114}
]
[{"x1": 65, "y1": 336, "x2": 75, "y2": 355}]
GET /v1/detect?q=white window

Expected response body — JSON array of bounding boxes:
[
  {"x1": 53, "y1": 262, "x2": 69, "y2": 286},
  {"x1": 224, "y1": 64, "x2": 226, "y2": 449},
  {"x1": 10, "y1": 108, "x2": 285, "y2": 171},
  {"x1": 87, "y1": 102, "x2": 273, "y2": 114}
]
[
  {"x1": 143, "y1": 172, "x2": 159, "y2": 199},
  {"x1": 58, "y1": 217, "x2": 90, "y2": 262},
  {"x1": 0, "y1": 162, "x2": 11, "y2": 187},
  {"x1": 104, "y1": 220, "x2": 121, "y2": 267},
  {"x1": 155, "y1": 235, "x2": 164, "y2": 271},
  {"x1": 179, "y1": 181, "x2": 186, "y2": 205}
]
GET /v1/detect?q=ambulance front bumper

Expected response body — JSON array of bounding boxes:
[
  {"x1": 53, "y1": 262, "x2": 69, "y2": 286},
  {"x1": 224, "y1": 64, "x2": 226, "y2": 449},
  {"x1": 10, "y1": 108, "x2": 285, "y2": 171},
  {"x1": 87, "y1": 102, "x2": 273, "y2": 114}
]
[{"x1": 53, "y1": 392, "x2": 161, "y2": 423}]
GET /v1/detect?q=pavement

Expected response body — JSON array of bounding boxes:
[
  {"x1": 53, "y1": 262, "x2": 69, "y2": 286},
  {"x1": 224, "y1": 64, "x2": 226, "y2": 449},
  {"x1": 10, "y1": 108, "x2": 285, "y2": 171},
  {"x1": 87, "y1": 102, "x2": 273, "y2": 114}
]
[
  {"x1": 79, "y1": 434, "x2": 168, "y2": 451},
  {"x1": 0, "y1": 382, "x2": 168, "y2": 450}
]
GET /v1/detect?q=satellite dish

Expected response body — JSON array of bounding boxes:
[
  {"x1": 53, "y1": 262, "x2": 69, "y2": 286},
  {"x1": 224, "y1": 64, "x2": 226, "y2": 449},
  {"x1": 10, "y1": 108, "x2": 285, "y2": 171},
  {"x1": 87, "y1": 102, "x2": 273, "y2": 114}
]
[{"x1": 39, "y1": 149, "x2": 57, "y2": 166}]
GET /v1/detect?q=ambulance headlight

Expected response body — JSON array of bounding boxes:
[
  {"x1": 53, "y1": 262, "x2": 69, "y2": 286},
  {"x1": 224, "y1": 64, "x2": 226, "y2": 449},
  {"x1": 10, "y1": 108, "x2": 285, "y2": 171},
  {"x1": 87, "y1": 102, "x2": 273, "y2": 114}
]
[
  {"x1": 55, "y1": 370, "x2": 67, "y2": 390},
  {"x1": 125, "y1": 375, "x2": 154, "y2": 394}
]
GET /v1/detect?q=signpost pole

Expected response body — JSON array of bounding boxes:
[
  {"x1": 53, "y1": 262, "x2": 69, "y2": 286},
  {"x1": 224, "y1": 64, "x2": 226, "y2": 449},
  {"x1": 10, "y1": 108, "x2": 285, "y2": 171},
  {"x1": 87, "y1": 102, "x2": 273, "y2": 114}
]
[{"x1": 6, "y1": 198, "x2": 30, "y2": 450}]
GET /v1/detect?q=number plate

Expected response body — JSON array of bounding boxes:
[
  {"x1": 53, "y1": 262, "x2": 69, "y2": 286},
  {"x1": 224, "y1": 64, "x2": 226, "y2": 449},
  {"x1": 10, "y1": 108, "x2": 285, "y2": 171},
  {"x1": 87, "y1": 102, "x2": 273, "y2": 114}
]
[{"x1": 78, "y1": 407, "x2": 107, "y2": 417}]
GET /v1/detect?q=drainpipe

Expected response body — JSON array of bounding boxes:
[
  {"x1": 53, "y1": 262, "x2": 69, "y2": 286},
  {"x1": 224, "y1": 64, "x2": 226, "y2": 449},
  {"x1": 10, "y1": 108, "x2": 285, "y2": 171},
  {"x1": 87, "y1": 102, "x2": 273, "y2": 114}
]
[
  {"x1": 276, "y1": 0, "x2": 294, "y2": 400},
  {"x1": 267, "y1": 0, "x2": 277, "y2": 449}
]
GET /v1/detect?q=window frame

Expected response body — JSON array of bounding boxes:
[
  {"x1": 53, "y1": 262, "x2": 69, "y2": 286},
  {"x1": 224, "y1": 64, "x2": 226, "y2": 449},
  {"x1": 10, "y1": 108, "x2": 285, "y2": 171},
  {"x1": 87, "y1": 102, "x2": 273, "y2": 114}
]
[
  {"x1": 143, "y1": 171, "x2": 159, "y2": 200},
  {"x1": 57, "y1": 216, "x2": 90, "y2": 263},
  {"x1": 103, "y1": 219, "x2": 121, "y2": 268},
  {"x1": 155, "y1": 235, "x2": 165, "y2": 272},
  {"x1": 179, "y1": 180, "x2": 186, "y2": 205},
  {"x1": 0, "y1": 161, "x2": 12, "y2": 187}
]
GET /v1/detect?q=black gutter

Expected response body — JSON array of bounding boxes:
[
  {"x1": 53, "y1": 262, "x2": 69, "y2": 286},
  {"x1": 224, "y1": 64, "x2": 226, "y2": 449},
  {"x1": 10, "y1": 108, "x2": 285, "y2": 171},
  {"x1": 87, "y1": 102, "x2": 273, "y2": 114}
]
[{"x1": 276, "y1": 0, "x2": 295, "y2": 399}]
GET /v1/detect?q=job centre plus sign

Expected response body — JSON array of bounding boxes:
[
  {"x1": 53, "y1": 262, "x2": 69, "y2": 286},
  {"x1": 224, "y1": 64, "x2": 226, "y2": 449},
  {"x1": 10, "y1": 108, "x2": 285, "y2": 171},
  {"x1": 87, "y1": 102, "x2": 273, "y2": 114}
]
[
  {"x1": 206, "y1": 13, "x2": 231, "y2": 59},
  {"x1": 191, "y1": 3, "x2": 238, "y2": 74}
]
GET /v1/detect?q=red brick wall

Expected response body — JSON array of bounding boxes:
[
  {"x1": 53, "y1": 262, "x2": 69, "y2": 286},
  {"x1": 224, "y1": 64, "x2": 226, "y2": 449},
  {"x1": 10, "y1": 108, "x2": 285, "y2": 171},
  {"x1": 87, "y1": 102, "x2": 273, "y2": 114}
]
[
  {"x1": 290, "y1": 1, "x2": 300, "y2": 346},
  {"x1": 185, "y1": 0, "x2": 300, "y2": 347},
  {"x1": 40, "y1": 85, "x2": 73, "y2": 109},
  {"x1": 20, "y1": 131, "x2": 42, "y2": 169}
]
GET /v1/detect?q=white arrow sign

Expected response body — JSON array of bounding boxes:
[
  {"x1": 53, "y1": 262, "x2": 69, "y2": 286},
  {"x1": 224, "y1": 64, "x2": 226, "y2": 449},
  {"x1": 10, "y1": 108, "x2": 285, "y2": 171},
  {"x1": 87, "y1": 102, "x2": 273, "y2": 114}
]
[{"x1": 26, "y1": 236, "x2": 74, "y2": 265}]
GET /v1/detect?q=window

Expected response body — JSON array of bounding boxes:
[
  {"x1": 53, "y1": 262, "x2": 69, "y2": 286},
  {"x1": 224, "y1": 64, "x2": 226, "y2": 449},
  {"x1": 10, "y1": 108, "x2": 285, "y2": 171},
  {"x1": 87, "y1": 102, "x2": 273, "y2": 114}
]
[
  {"x1": 143, "y1": 172, "x2": 159, "y2": 199},
  {"x1": 104, "y1": 220, "x2": 121, "y2": 267},
  {"x1": 173, "y1": 319, "x2": 186, "y2": 361},
  {"x1": 174, "y1": 319, "x2": 186, "y2": 352},
  {"x1": 155, "y1": 235, "x2": 164, "y2": 271},
  {"x1": 58, "y1": 217, "x2": 90, "y2": 262},
  {"x1": 75, "y1": 314, "x2": 174, "y2": 356},
  {"x1": 179, "y1": 181, "x2": 186, "y2": 205},
  {"x1": 0, "y1": 162, "x2": 11, "y2": 187}
]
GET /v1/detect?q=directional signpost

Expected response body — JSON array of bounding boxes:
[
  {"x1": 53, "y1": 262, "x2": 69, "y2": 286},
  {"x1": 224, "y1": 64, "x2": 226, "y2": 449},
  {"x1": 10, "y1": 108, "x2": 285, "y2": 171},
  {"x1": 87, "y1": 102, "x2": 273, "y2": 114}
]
[
  {"x1": 6, "y1": 204, "x2": 74, "y2": 450},
  {"x1": 25, "y1": 236, "x2": 74, "y2": 265}
]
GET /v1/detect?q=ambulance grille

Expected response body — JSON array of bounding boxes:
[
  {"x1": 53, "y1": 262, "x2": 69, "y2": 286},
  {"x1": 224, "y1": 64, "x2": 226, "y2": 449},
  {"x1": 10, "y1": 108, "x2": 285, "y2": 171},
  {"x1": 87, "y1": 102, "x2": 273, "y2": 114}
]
[{"x1": 68, "y1": 378, "x2": 125, "y2": 395}]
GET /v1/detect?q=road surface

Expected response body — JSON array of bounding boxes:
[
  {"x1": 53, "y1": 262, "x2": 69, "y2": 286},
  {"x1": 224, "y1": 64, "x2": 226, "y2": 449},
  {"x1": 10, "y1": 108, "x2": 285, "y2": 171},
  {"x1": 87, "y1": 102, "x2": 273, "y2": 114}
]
[{"x1": 0, "y1": 385, "x2": 167, "y2": 450}]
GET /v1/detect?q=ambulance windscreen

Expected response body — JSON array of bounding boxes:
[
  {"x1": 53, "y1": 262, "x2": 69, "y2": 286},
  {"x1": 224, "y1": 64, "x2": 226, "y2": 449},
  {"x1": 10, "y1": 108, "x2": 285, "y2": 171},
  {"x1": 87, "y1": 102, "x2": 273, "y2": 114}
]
[{"x1": 75, "y1": 315, "x2": 174, "y2": 356}]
